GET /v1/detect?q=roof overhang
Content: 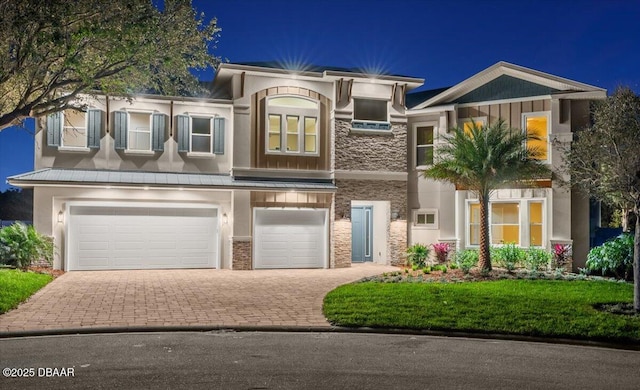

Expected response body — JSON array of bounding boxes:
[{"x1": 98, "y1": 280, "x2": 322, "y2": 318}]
[
  {"x1": 216, "y1": 63, "x2": 424, "y2": 89},
  {"x1": 8, "y1": 169, "x2": 336, "y2": 192}
]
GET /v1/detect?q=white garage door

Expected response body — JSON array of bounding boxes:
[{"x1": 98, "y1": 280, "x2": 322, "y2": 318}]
[
  {"x1": 254, "y1": 209, "x2": 327, "y2": 269},
  {"x1": 68, "y1": 204, "x2": 218, "y2": 271}
]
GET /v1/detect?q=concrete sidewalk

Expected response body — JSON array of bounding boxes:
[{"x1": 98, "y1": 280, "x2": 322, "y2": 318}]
[{"x1": 0, "y1": 264, "x2": 396, "y2": 333}]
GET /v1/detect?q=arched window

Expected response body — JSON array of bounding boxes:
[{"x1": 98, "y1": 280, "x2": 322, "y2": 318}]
[{"x1": 266, "y1": 96, "x2": 319, "y2": 155}]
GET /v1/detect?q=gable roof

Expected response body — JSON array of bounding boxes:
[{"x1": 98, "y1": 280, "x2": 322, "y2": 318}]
[
  {"x1": 411, "y1": 61, "x2": 606, "y2": 109},
  {"x1": 406, "y1": 86, "x2": 451, "y2": 109}
]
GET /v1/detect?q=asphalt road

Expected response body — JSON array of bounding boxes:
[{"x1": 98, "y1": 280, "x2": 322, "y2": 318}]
[{"x1": 1, "y1": 331, "x2": 638, "y2": 389}]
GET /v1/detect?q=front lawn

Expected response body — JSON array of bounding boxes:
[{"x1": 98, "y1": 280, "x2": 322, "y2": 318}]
[
  {"x1": 0, "y1": 269, "x2": 53, "y2": 314},
  {"x1": 323, "y1": 279, "x2": 640, "y2": 343}
]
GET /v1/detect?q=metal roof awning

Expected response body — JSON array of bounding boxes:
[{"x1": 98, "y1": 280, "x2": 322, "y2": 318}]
[{"x1": 7, "y1": 168, "x2": 337, "y2": 192}]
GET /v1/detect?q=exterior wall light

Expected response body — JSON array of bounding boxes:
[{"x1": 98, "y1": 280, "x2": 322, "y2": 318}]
[
  {"x1": 222, "y1": 213, "x2": 228, "y2": 224},
  {"x1": 57, "y1": 211, "x2": 64, "y2": 224}
]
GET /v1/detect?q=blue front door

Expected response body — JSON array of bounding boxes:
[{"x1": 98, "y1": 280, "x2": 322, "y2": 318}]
[{"x1": 351, "y1": 206, "x2": 373, "y2": 262}]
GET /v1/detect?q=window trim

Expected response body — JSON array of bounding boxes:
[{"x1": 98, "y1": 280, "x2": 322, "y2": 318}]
[
  {"x1": 59, "y1": 109, "x2": 89, "y2": 151},
  {"x1": 265, "y1": 95, "x2": 319, "y2": 156},
  {"x1": 413, "y1": 121, "x2": 438, "y2": 169},
  {"x1": 522, "y1": 111, "x2": 551, "y2": 164},
  {"x1": 413, "y1": 209, "x2": 439, "y2": 229},
  {"x1": 465, "y1": 198, "x2": 547, "y2": 248},
  {"x1": 351, "y1": 97, "x2": 391, "y2": 132},
  {"x1": 126, "y1": 110, "x2": 153, "y2": 152},
  {"x1": 189, "y1": 115, "x2": 214, "y2": 154}
]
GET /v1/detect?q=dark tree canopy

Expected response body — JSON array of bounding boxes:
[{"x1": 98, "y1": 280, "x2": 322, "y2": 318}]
[
  {"x1": 568, "y1": 87, "x2": 640, "y2": 311},
  {"x1": 0, "y1": 0, "x2": 220, "y2": 131}
]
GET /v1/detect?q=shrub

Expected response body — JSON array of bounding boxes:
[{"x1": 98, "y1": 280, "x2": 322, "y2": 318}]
[
  {"x1": 0, "y1": 223, "x2": 54, "y2": 269},
  {"x1": 553, "y1": 244, "x2": 572, "y2": 268},
  {"x1": 523, "y1": 248, "x2": 552, "y2": 271},
  {"x1": 422, "y1": 266, "x2": 431, "y2": 274},
  {"x1": 406, "y1": 243, "x2": 429, "y2": 268},
  {"x1": 493, "y1": 243, "x2": 524, "y2": 272},
  {"x1": 431, "y1": 243, "x2": 450, "y2": 264},
  {"x1": 455, "y1": 249, "x2": 478, "y2": 274},
  {"x1": 586, "y1": 233, "x2": 633, "y2": 280}
]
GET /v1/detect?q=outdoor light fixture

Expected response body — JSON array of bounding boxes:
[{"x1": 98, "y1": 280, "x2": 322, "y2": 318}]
[
  {"x1": 222, "y1": 213, "x2": 228, "y2": 224},
  {"x1": 57, "y1": 211, "x2": 64, "y2": 224},
  {"x1": 391, "y1": 210, "x2": 400, "y2": 220}
]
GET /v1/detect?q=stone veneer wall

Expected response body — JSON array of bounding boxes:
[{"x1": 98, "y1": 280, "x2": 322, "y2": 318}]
[
  {"x1": 389, "y1": 220, "x2": 407, "y2": 266},
  {"x1": 334, "y1": 179, "x2": 408, "y2": 266},
  {"x1": 333, "y1": 219, "x2": 352, "y2": 268},
  {"x1": 334, "y1": 120, "x2": 407, "y2": 172},
  {"x1": 335, "y1": 180, "x2": 407, "y2": 220},
  {"x1": 232, "y1": 240, "x2": 252, "y2": 270}
]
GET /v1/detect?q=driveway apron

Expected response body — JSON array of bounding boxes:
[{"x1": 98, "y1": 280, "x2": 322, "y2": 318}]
[{"x1": 0, "y1": 264, "x2": 396, "y2": 332}]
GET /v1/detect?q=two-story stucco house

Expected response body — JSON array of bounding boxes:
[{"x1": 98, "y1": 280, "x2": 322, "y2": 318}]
[{"x1": 8, "y1": 61, "x2": 606, "y2": 271}]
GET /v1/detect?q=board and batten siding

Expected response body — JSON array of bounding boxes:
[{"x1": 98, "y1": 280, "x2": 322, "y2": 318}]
[
  {"x1": 250, "y1": 86, "x2": 331, "y2": 171},
  {"x1": 457, "y1": 99, "x2": 551, "y2": 129}
]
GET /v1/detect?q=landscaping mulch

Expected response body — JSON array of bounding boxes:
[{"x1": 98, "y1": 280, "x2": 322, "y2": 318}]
[
  {"x1": 27, "y1": 266, "x2": 65, "y2": 278},
  {"x1": 364, "y1": 266, "x2": 627, "y2": 284}
]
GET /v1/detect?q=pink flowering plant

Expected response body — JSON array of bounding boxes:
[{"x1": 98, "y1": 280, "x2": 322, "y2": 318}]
[
  {"x1": 553, "y1": 244, "x2": 572, "y2": 268},
  {"x1": 432, "y1": 243, "x2": 450, "y2": 264}
]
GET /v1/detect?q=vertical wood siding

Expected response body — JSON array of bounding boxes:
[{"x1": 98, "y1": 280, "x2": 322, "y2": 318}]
[{"x1": 251, "y1": 87, "x2": 331, "y2": 171}]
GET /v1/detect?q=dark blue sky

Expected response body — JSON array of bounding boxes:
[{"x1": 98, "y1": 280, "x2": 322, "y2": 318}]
[{"x1": 1, "y1": 0, "x2": 639, "y2": 190}]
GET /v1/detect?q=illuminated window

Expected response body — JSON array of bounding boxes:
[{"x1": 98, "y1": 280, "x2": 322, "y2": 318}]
[
  {"x1": 529, "y1": 202, "x2": 543, "y2": 246},
  {"x1": 523, "y1": 112, "x2": 549, "y2": 161},
  {"x1": 491, "y1": 203, "x2": 520, "y2": 245},
  {"x1": 469, "y1": 203, "x2": 481, "y2": 245},
  {"x1": 460, "y1": 118, "x2": 486, "y2": 136},
  {"x1": 416, "y1": 125, "x2": 435, "y2": 167},
  {"x1": 266, "y1": 96, "x2": 318, "y2": 155},
  {"x1": 467, "y1": 200, "x2": 545, "y2": 247}
]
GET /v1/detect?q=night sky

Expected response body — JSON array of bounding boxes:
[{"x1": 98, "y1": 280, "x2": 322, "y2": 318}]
[{"x1": 1, "y1": 0, "x2": 639, "y2": 190}]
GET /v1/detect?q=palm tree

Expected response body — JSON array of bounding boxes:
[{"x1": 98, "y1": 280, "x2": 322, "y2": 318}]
[{"x1": 423, "y1": 119, "x2": 551, "y2": 271}]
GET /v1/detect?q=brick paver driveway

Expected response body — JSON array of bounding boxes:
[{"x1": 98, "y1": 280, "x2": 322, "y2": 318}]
[{"x1": 0, "y1": 264, "x2": 396, "y2": 333}]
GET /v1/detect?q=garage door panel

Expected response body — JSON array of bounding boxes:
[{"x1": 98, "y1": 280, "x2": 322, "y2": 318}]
[
  {"x1": 254, "y1": 209, "x2": 326, "y2": 269},
  {"x1": 69, "y1": 205, "x2": 218, "y2": 270}
]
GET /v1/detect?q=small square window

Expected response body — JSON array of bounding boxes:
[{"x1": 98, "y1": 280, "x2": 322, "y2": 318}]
[{"x1": 413, "y1": 209, "x2": 438, "y2": 229}]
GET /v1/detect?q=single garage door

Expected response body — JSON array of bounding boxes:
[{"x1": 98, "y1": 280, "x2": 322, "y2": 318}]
[
  {"x1": 67, "y1": 204, "x2": 218, "y2": 271},
  {"x1": 254, "y1": 209, "x2": 327, "y2": 269}
]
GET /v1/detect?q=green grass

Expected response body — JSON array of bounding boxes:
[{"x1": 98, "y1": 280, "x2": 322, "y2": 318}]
[
  {"x1": 0, "y1": 269, "x2": 53, "y2": 314},
  {"x1": 323, "y1": 280, "x2": 640, "y2": 342}
]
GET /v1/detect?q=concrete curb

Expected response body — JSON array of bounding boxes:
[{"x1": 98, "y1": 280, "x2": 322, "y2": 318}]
[{"x1": 1, "y1": 325, "x2": 639, "y2": 351}]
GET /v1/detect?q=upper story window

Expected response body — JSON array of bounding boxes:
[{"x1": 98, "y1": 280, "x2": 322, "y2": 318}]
[
  {"x1": 128, "y1": 112, "x2": 152, "y2": 152},
  {"x1": 46, "y1": 109, "x2": 103, "y2": 151},
  {"x1": 460, "y1": 117, "x2": 486, "y2": 136},
  {"x1": 62, "y1": 109, "x2": 87, "y2": 148},
  {"x1": 114, "y1": 111, "x2": 166, "y2": 153},
  {"x1": 352, "y1": 98, "x2": 390, "y2": 131},
  {"x1": 523, "y1": 112, "x2": 550, "y2": 162},
  {"x1": 176, "y1": 114, "x2": 225, "y2": 155},
  {"x1": 415, "y1": 124, "x2": 435, "y2": 167},
  {"x1": 266, "y1": 96, "x2": 318, "y2": 155}
]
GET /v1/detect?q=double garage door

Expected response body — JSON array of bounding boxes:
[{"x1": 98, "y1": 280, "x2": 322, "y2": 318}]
[
  {"x1": 254, "y1": 209, "x2": 328, "y2": 269},
  {"x1": 67, "y1": 204, "x2": 218, "y2": 271}
]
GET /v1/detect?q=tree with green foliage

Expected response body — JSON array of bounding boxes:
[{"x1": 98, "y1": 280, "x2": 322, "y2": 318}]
[
  {"x1": 567, "y1": 87, "x2": 640, "y2": 311},
  {"x1": 0, "y1": 0, "x2": 220, "y2": 131},
  {"x1": 423, "y1": 120, "x2": 551, "y2": 271}
]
